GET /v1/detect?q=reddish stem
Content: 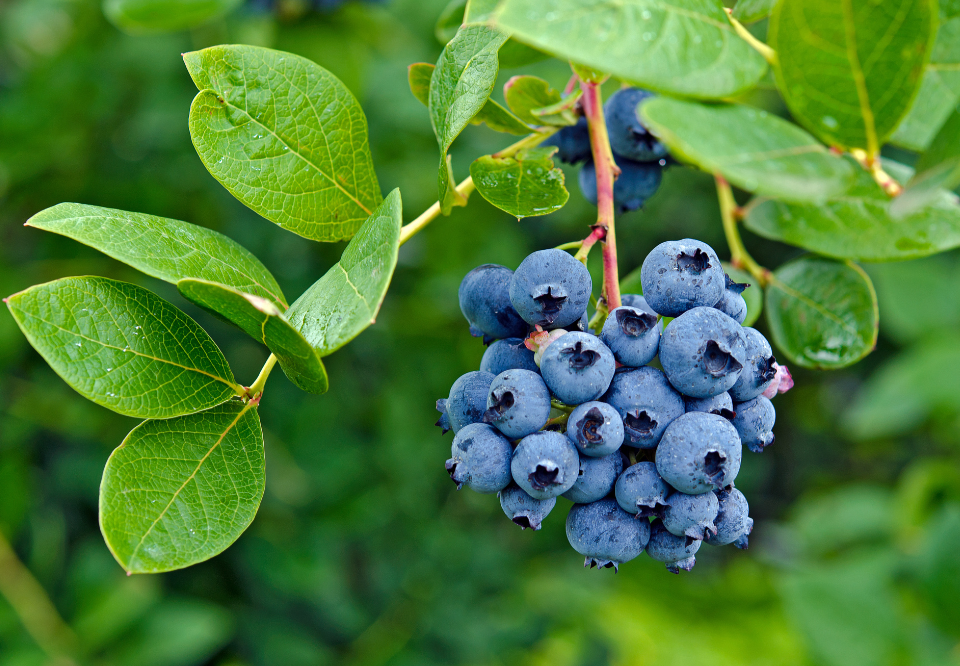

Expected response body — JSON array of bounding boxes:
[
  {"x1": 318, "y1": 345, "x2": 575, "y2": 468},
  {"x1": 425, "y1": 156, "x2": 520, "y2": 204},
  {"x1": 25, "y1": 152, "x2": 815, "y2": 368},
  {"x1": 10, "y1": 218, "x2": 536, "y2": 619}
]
[
  {"x1": 563, "y1": 74, "x2": 579, "y2": 96},
  {"x1": 574, "y1": 224, "x2": 607, "y2": 262}
]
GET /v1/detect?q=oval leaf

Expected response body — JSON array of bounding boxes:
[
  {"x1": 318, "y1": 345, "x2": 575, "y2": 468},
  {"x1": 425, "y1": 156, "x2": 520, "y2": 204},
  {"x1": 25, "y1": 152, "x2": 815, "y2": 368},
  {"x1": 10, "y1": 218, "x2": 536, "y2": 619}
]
[
  {"x1": 470, "y1": 147, "x2": 569, "y2": 219},
  {"x1": 185, "y1": 45, "x2": 382, "y2": 243},
  {"x1": 287, "y1": 189, "x2": 402, "y2": 356},
  {"x1": 769, "y1": 0, "x2": 935, "y2": 153},
  {"x1": 103, "y1": 0, "x2": 240, "y2": 33},
  {"x1": 503, "y1": 75, "x2": 562, "y2": 126},
  {"x1": 100, "y1": 401, "x2": 264, "y2": 574},
  {"x1": 494, "y1": 0, "x2": 767, "y2": 100},
  {"x1": 27, "y1": 203, "x2": 286, "y2": 307},
  {"x1": 5, "y1": 277, "x2": 241, "y2": 418},
  {"x1": 722, "y1": 263, "x2": 763, "y2": 327},
  {"x1": 640, "y1": 99, "x2": 855, "y2": 202},
  {"x1": 178, "y1": 280, "x2": 328, "y2": 395},
  {"x1": 732, "y1": 0, "x2": 777, "y2": 23},
  {"x1": 408, "y1": 63, "x2": 433, "y2": 107},
  {"x1": 765, "y1": 256, "x2": 878, "y2": 369}
]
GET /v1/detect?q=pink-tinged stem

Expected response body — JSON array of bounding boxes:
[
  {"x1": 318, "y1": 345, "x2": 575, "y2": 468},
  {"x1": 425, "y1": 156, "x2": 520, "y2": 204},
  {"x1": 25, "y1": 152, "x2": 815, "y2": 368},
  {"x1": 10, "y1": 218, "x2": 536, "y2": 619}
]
[
  {"x1": 563, "y1": 74, "x2": 579, "y2": 95},
  {"x1": 574, "y1": 225, "x2": 607, "y2": 262}
]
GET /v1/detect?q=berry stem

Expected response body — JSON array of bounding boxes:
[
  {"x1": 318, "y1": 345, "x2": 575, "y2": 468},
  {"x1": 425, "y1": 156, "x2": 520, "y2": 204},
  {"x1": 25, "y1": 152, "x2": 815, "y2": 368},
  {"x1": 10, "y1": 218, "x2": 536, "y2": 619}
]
[
  {"x1": 724, "y1": 9, "x2": 777, "y2": 65},
  {"x1": 573, "y1": 225, "x2": 607, "y2": 263},
  {"x1": 849, "y1": 148, "x2": 903, "y2": 196},
  {"x1": 716, "y1": 175, "x2": 770, "y2": 287},
  {"x1": 246, "y1": 353, "x2": 277, "y2": 402}
]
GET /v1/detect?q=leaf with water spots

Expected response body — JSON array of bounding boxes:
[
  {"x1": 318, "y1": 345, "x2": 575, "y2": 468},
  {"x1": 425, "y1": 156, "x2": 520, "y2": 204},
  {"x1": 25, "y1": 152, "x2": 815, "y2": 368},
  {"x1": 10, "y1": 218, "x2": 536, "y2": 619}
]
[{"x1": 469, "y1": 147, "x2": 569, "y2": 219}]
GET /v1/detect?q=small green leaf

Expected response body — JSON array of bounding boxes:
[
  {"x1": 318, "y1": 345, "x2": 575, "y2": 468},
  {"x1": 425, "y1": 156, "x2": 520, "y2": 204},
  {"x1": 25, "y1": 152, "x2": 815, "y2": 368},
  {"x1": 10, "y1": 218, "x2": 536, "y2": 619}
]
[
  {"x1": 722, "y1": 263, "x2": 763, "y2": 327},
  {"x1": 27, "y1": 203, "x2": 286, "y2": 307},
  {"x1": 177, "y1": 280, "x2": 328, "y2": 395},
  {"x1": 287, "y1": 189, "x2": 402, "y2": 356},
  {"x1": 100, "y1": 401, "x2": 264, "y2": 574},
  {"x1": 430, "y1": 24, "x2": 509, "y2": 213},
  {"x1": 530, "y1": 90, "x2": 582, "y2": 126},
  {"x1": 470, "y1": 147, "x2": 569, "y2": 219},
  {"x1": 408, "y1": 63, "x2": 433, "y2": 107},
  {"x1": 436, "y1": 0, "x2": 467, "y2": 43},
  {"x1": 764, "y1": 256, "x2": 878, "y2": 369},
  {"x1": 503, "y1": 76, "x2": 562, "y2": 126},
  {"x1": 768, "y1": 0, "x2": 935, "y2": 153},
  {"x1": 102, "y1": 0, "x2": 240, "y2": 33},
  {"x1": 640, "y1": 99, "x2": 855, "y2": 203},
  {"x1": 6, "y1": 277, "x2": 241, "y2": 418},
  {"x1": 494, "y1": 0, "x2": 768, "y2": 100},
  {"x1": 732, "y1": 0, "x2": 777, "y2": 23},
  {"x1": 185, "y1": 45, "x2": 382, "y2": 242}
]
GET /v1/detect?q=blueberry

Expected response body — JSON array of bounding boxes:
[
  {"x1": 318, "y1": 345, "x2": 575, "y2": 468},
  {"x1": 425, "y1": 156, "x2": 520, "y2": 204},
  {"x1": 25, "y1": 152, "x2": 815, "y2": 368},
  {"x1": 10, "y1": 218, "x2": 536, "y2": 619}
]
[
  {"x1": 619, "y1": 293, "x2": 657, "y2": 316},
  {"x1": 713, "y1": 273, "x2": 749, "y2": 324},
  {"x1": 656, "y1": 412, "x2": 742, "y2": 494},
  {"x1": 459, "y1": 264, "x2": 529, "y2": 342},
  {"x1": 565, "y1": 499, "x2": 650, "y2": 571},
  {"x1": 684, "y1": 392, "x2": 735, "y2": 420},
  {"x1": 659, "y1": 307, "x2": 747, "y2": 398},
  {"x1": 728, "y1": 327, "x2": 777, "y2": 402},
  {"x1": 646, "y1": 519, "x2": 701, "y2": 573},
  {"x1": 600, "y1": 306, "x2": 661, "y2": 367},
  {"x1": 509, "y1": 249, "x2": 593, "y2": 329},
  {"x1": 436, "y1": 371, "x2": 496, "y2": 434},
  {"x1": 601, "y1": 366, "x2": 685, "y2": 449},
  {"x1": 541, "y1": 117, "x2": 591, "y2": 164},
  {"x1": 615, "y1": 461, "x2": 671, "y2": 519},
  {"x1": 483, "y1": 369, "x2": 552, "y2": 439},
  {"x1": 480, "y1": 338, "x2": 540, "y2": 376},
  {"x1": 511, "y1": 431, "x2": 580, "y2": 500},
  {"x1": 640, "y1": 239, "x2": 726, "y2": 317},
  {"x1": 566, "y1": 401, "x2": 625, "y2": 457},
  {"x1": 603, "y1": 87, "x2": 669, "y2": 162},
  {"x1": 499, "y1": 484, "x2": 557, "y2": 530},
  {"x1": 662, "y1": 490, "x2": 719, "y2": 541},
  {"x1": 578, "y1": 154, "x2": 663, "y2": 214},
  {"x1": 705, "y1": 488, "x2": 753, "y2": 548},
  {"x1": 731, "y1": 396, "x2": 776, "y2": 453},
  {"x1": 445, "y1": 423, "x2": 513, "y2": 493},
  {"x1": 540, "y1": 332, "x2": 616, "y2": 405},
  {"x1": 562, "y1": 451, "x2": 624, "y2": 504}
]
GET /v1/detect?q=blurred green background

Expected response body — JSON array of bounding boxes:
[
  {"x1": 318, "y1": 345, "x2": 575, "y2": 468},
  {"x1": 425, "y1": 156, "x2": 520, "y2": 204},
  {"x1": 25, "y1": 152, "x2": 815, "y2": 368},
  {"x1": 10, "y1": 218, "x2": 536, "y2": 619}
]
[{"x1": 2, "y1": 0, "x2": 960, "y2": 664}]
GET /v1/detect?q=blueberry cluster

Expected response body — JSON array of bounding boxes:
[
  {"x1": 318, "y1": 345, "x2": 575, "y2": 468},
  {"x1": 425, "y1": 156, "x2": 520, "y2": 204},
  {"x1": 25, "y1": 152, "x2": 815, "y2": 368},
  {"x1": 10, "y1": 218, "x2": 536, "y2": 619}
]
[
  {"x1": 438, "y1": 241, "x2": 792, "y2": 573},
  {"x1": 545, "y1": 87, "x2": 669, "y2": 214}
]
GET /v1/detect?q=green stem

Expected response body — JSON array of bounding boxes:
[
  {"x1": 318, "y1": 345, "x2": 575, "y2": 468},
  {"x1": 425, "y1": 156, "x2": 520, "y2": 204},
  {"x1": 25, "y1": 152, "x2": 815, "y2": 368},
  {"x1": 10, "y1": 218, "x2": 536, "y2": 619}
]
[
  {"x1": 554, "y1": 241, "x2": 584, "y2": 252},
  {"x1": 725, "y1": 9, "x2": 777, "y2": 64},
  {"x1": 246, "y1": 353, "x2": 277, "y2": 403},
  {"x1": 716, "y1": 176, "x2": 770, "y2": 287}
]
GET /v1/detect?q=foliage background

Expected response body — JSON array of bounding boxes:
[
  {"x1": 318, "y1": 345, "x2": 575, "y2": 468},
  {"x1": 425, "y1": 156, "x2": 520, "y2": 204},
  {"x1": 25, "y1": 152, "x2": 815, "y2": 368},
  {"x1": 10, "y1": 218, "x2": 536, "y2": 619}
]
[{"x1": 1, "y1": 0, "x2": 959, "y2": 664}]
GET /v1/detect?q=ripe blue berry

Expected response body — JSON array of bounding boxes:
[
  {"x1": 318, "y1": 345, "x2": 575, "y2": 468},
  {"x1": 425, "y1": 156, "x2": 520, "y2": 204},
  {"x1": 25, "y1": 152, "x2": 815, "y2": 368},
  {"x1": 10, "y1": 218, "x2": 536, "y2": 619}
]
[
  {"x1": 620, "y1": 293, "x2": 657, "y2": 316},
  {"x1": 640, "y1": 239, "x2": 726, "y2": 317},
  {"x1": 684, "y1": 392, "x2": 735, "y2": 420},
  {"x1": 566, "y1": 401, "x2": 625, "y2": 457},
  {"x1": 705, "y1": 488, "x2": 753, "y2": 548},
  {"x1": 731, "y1": 396, "x2": 776, "y2": 453},
  {"x1": 511, "y1": 431, "x2": 580, "y2": 500},
  {"x1": 541, "y1": 117, "x2": 591, "y2": 164},
  {"x1": 578, "y1": 154, "x2": 663, "y2": 213},
  {"x1": 713, "y1": 274, "x2": 749, "y2": 324},
  {"x1": 656, "y1": 412, "x2": 742, "y2": 494},
  {"x1": 483, "y1": 369, "x2": 552, "y2": 439},
  {"x1": 565, "y1": 499, "x2": 650, "y2": 571},
  {"x1": 540, "y1": 332, "x2": 616, "y2": 405},
  {"x1": 459, "y1": 264, "x2": 529, "y2": 342},
  {"x1": 499, "y1": 484, "x2": 556, "y2": 530},
  {"x1": 659, "y1": 307, "x2": 747, "y2": 398},
  {"x1": 646, "y1": 519, "x2": 701, "y2": 573},
  {"x1": 728, "y1": 327, "x2": 777, "y2": 402},
  {"x1": 445, "y1": 423, "x2": 513, "y2": 493},
  {"x1": 562, "y1": 451, "x2": 624, "y2": 504},
  {"x1": 615, "y1": 461, "x2": 671, "y2": 518},
  {"x1": 437, "y1": 371, "x2": 495, "y2": 434},
  {"x1": 662, "y1": 490, "x2": 719, "y2": 541},
  {"x1": 509, "y1": 249, "x2": 593, "y2": 329},
  {"x1": 602, "y1": 366, "x2": 685, "y2": 449},
  {"x1": 480, "y1": 338, "x2": 540, "y2": 375},
  {"x1": 600, "y1": 305, "x2": 661, "y2": 367},
  {"x1": 603, "y1": 87, "x2": 668, "y2": 162}
]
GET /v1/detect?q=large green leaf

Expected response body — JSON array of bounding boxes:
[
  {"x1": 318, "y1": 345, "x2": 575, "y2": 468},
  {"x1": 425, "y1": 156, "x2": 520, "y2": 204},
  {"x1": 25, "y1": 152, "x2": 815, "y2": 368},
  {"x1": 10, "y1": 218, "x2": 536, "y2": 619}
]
[
  {"x1": 640, "y1": 99, "x2": 854, "y2": 202},
  {"x1": 470, "y1": 147, "x2": 569, "y2": 219},
  {"x1": 745, "y1": 160, "x2": 960, "y2": 261},
  {"x1": 27, "y1": 203, "x2": 286, "y2": 307},
  {"x1": 768, "y1": 0, "x2": 935, "y2": 153},
  {"x1": 6, "y1": 277, "x2": 241, "y2": 418},
  {"x1": 764, "y1": 257, "x2": 878, "y2": 369},
  {"x1": 184, "y1": 45, "x2": 382, "y2": 243},
  {"x1": 177, "y1": 280, "x2": 328, "y2": 394},
  {"x1": 732, "y1": 0, "x2": 777, "y2": 23},
  {"x1": 102, "y1": 0, "x2": 240, "y2": 33},
  {"x1": 494, "y1": 0, "x2": 767, "y2": 100},
  {"x1": 430, "y1": 25, "x2": 509, "y2": 213},
  {"x1": 287, "y1": 189, "x2": 402, "y2": 356},
  {"x1": 100, "y1": 401, "x2": 264, "y2": 574}
]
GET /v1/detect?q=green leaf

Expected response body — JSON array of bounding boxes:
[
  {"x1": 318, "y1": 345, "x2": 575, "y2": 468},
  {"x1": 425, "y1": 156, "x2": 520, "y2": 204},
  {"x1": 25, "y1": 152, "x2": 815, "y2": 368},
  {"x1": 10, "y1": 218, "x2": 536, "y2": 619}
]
[
  {"x1": 915, "y1": 505, "x2": 960, "y2": 637},
  {"x1": 430, "y1": 25, "x2": 509, "y2": 213},
  {"x1": 470, "y1": 147, "x2": 569, "y2": 219},
  {"x1": 494, "y1": 0, "x2": 768, "y2": 100},
  {"x1": 464, "y1": 0, "x2": 498, "y2": 22},
  {"x1": 100, "y1": 401, "x2": 264, "y2": 573},
  {"x1": 177, "y1": 280, "x2": 328, "y2": 394},
  {"x1": 26, "y1": 203, "x2": 286, "y2": 307},
  {"x1": 102, "y1": 0, "x2": 240, "y2": 33},
  {"x1": 768, "y1": 0, "x2": 936, "y2": 153},
  {"x1": 6, "y1": 277, "x2": 241, "y2": 418},
  {"x1": 745, "y1": 159, "x2": 960, "y2": 262},
  {"x1": 764, "y1": 256, "x2": 878, "y2": 369},
  {"x1": 639, "y1": 99, "x2": 855, "y2": 203},
  {"x1": 896, "y1": 108, "x2": 960, "y2": 215},
  {"x1": 408, "y1": 63, "x2": 433, "y2": 107},
  {"x1": 184, "y1": 45, "x2": 382, "y2": 243},
  {"x1": 732, "y1": 0, "x2": 777, "y2": 23},
  {"x1": 722, "y1": 263, "x2": 763, "y2": 327},
  {"x1": 287, "y1": 189, "x2": 402, "y2": 356},
  {"x1": 530, "y1": 90, "x2": 582, "y2": 126},
  {"x1": 503, "y1": 76, "x2": 563, "y2": 126},
  {"x1": 619, "y1": 266, "x2": 643, "y2": 296},
  {"x1": 497, "y1": 40, "x2": 551, "y2": 69},
  {"x1": 436, "y1": 0, "x2": 467, "y2": 43}
]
